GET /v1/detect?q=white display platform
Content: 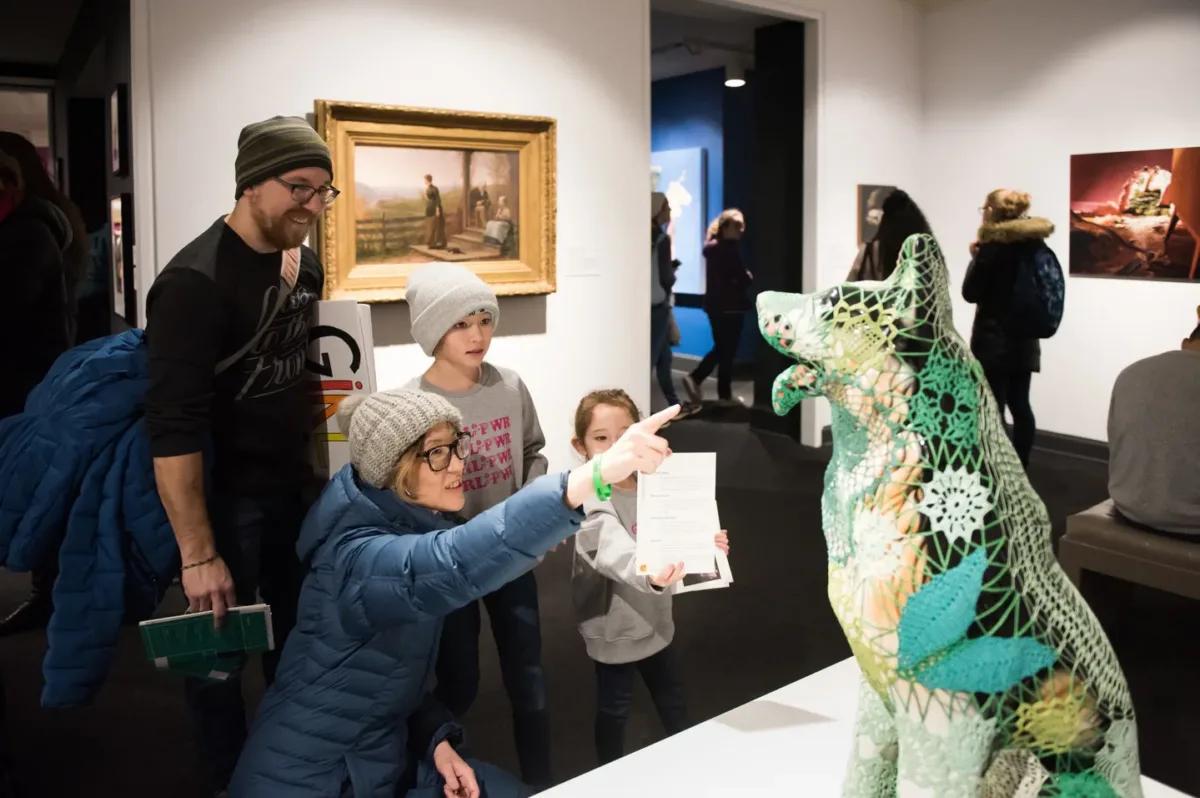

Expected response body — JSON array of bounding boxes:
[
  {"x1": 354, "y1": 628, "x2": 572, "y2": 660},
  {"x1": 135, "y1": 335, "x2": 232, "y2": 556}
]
[{"x1": 542, "y1": 657, "x2": 1191, "y2": 797}]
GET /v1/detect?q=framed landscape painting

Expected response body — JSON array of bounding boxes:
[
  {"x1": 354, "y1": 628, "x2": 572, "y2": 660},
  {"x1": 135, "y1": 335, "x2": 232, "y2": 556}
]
[
  {"x1": 314, "y1": 100, "x2": 557, "y2": 302},
  {"x1": 1069, "y1": 147, "x2": 1200, "y2": 281}
]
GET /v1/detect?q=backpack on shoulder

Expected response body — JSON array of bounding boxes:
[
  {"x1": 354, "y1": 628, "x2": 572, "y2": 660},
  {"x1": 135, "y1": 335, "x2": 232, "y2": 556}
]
[{"x1": 1005, "y1": 246, "x2": 1065, "y2": 340}]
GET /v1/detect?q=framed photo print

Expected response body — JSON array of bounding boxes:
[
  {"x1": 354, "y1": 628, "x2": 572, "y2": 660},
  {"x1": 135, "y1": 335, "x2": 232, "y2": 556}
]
[
  {"x1": 110, "y1": 84, "x2": 130, "y2": 177},
  {"x1": 109, "y1": 193, "x2": 136, "y2": 323},
  {"x1": 314, "y1": 99, "x2": 557, "y2": 302}
]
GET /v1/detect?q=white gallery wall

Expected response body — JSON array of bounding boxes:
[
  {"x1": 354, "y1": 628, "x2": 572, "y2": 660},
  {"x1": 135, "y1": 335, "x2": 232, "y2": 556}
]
[
  {"x1": 132, "y1": 0, "x2": 651, "y2": 469},
  {"x1": 922, "y1": 0, "x2": 1200, "y2": 443}
]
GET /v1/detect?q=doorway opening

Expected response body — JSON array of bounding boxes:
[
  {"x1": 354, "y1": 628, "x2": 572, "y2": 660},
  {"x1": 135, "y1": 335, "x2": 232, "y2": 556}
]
[{"x1": 650, "y1": 0, "x2": 807, "y2": 440}]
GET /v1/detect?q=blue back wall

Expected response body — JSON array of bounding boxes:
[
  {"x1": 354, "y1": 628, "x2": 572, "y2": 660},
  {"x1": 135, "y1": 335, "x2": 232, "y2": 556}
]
[
  {"x1": 652, "y1": 67, "x2": 756, "y2": 365},
  {"x1": 651, "y1": 68, "x2": 725, "y2": 277}
]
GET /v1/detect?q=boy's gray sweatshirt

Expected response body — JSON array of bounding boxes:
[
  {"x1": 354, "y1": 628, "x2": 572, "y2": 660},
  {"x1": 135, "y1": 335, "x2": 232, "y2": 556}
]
[{"x1": 405, "y1": 363, "x2": 548, "y2": 520}]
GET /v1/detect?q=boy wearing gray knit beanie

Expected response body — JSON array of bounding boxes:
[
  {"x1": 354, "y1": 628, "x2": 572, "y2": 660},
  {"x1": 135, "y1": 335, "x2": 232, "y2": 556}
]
[{"x1": 402, "y1": 261, "x2": 553, "y2": 789}]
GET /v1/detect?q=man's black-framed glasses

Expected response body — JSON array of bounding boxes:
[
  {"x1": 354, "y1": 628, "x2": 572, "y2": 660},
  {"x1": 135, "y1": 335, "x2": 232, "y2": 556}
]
[
  {"x1": 273, "y1": 176, "x2": 340, "y2": 206},
  {"x1": 420, "y1": 432, "x2": 471, "y2": 472}
]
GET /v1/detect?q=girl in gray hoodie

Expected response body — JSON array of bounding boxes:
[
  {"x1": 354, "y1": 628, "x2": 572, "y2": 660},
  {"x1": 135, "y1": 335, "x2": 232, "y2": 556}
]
[{"x1": 569, "y1": 389, "x2": 729, "y2": 765}]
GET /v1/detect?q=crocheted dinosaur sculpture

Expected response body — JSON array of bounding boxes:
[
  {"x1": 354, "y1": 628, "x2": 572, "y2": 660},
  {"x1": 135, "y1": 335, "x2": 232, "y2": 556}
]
[{"x1": 756, "y1": 234, "x2": 1141, "y2": 797}]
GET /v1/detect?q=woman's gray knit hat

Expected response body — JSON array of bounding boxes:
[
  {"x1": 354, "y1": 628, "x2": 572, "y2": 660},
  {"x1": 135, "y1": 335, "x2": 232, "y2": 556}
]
[
  {"x1": 406, "y1": 263, "x2": 499, "y2": 356},
  {"x1": 336, "y1": 389, "x2": 463, "y2": 488}
]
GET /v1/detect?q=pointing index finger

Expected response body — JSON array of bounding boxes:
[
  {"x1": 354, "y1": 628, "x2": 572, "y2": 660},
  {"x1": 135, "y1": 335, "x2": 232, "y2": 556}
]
[{"x1": 641, "y1": 404, "x2": 680, "y2": 433}]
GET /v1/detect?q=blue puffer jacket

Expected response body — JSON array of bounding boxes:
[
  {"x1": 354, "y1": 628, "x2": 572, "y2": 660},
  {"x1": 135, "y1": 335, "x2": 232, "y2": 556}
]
[
  {"x1": 0, "y1": 329, "x2": 181, "y2": 707},
  {"x1": 230, "y1": 465, "x2": 582, "y2": 798}
]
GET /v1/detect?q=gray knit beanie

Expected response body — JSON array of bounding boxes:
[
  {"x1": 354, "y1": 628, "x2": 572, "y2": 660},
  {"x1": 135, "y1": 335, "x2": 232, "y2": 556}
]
[
  {"x1": 234, "y1": 115, "x2": 333, "y2": 199},
  {"x1": 406, "y1": 263, "x2": 500, "y2": 356},
  {"x1": 336, "y1": 389, "x2": 463, "y2": 489}
]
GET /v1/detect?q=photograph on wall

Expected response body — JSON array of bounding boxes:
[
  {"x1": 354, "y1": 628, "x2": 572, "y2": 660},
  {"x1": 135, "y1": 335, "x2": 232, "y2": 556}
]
[
  {"x1": 857, "y1": 184, "x2": 895, "y2": 246},
  {"x1": 108, "y1": 193, "x2": 134, "y2": 321},
  {"x1": 110, "y1": 84, "x2": 129, "y2": 177},
  {"x1": 354, "y1": 146, "x2": 519, "y2": 266},
  {"x1": 315, "y1": 100, "x2": 557, "y2": 302},
  {"x1": 1069, "y1": 147, "x2": 1200, "y2": 281},
  {"x1": 307, "y1": 301, "x2": 377, "y2": 480},
  {"x1": 650, "y1": 147, "x2": 706, "y2": 295}
]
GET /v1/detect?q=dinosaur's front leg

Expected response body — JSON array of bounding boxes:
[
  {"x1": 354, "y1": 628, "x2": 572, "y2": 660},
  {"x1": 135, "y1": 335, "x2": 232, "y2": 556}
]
[{"x1": 843, "y1": 677, "x2": 899, "y2": 798}]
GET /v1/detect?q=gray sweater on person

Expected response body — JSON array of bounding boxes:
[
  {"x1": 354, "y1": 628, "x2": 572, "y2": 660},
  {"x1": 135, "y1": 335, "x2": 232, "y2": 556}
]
[
  {"x1": 572, "y1": 487, "x2": 675, "y2": 665},
  {"x1": 1108, "y1": 349, "x2": 1200, "y2": 536}
]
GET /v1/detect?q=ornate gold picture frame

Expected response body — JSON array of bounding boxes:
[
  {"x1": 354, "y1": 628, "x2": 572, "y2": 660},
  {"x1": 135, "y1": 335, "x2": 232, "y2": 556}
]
[{"x1": 314, "y1": 100, "x2": 557, "y2": 302}]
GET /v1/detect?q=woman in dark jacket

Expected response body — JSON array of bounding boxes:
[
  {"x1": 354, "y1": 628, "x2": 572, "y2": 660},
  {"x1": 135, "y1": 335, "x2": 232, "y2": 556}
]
[
  {"x1": 0, "y1": 141, "x2": 76, "y2": 420},
  {"x1": 847, "y1": 189, "x2": 933, "y2": 282},
  {"x1": 0, "y1": 132, "x2": 87, "y2": 348},
  {"x1": 230, "y1": 389, "x2": 677, "y2": 798},
  {"x1": 0, "y1": 139, "x2": 81, "y2": 641},
  {"x1": 963, "y1": 188, "x2": 1054, "y2": 468},
  {"x1": 683, "y1": 209, "x2": 751, "y2": 404}
]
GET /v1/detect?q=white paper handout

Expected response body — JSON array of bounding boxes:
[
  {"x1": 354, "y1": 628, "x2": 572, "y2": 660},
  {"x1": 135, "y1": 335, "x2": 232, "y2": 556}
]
[{"x1": 636, "y1": 453, "x2": 726, "y2": 579}]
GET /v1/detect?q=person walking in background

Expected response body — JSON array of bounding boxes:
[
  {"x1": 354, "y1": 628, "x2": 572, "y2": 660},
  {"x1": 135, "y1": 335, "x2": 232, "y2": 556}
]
[
  {"x1": 846, "y1": 188, "x2": 932, "y2": 282},
  {"x1": 963, "y1": 188, "x2": 1056, "y2": 468},
  {"x1": 0, "y1": 137, "x2": 81, "y2": 638},
  {"x1": 682, "y1": 209, "x2": 751, "y2": 406},
  {"x1": 0, "y1": 132, "x2": 87, "y2": 341},
  {"x1": 403, "y1": 262, "x2": 554, "y2": 791},
  {"x1": 650, "y1": 192, "x2": 697, "y2": 420}
]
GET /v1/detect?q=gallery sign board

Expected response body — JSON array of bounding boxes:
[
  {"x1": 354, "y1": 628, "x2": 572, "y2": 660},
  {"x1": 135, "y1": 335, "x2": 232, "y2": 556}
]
[{"x1": 307, "y1": 300, "x2": 377, "y2": 480}]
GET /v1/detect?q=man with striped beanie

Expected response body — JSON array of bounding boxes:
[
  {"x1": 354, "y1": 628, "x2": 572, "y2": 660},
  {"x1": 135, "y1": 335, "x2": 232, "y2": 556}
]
[{"x1": 142, "y1": 115, "x2": 337, "y2": 796}]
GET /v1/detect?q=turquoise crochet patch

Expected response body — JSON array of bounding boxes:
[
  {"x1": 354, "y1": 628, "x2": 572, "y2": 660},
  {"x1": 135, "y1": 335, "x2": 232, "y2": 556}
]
[
  {"x1": 898, "y1": 547, "x2": 1057, "y2": 694},
  {"x1": 897, "y1": 548, "x2": 988, "y2": 669}
]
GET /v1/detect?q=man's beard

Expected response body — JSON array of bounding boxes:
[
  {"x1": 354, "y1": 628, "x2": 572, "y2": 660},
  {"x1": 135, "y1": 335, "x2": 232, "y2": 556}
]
[{"x1": 251, "y1": 201, "x2": 312, "y2": 250}]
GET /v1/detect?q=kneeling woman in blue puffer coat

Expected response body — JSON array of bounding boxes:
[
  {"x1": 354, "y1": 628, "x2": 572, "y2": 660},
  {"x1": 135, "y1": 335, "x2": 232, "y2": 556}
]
[{"x1": 230, "y1": 389, "x2": 678, "y2": 798}]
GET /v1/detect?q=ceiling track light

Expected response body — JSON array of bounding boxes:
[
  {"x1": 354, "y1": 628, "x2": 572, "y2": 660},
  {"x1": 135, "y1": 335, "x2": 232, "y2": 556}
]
[{"x1": 725, "y1": 62, "x2": 746, "y2": 88}]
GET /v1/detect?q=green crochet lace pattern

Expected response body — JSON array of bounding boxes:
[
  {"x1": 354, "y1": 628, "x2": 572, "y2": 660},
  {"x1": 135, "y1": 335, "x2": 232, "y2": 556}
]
[{"x1": 756, "y1": 234, "x2": 1142, "y2": 798}]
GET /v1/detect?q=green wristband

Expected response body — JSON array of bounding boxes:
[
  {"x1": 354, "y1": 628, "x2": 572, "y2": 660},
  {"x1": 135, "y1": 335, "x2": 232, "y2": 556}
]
[{"x1": 592, "y1": 455, "x2": 612, "y2": 501}]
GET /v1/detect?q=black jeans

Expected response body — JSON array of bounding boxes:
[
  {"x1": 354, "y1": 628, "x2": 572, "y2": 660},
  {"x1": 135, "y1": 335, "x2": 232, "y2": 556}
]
[
  {"x1": 983, "y1": 365, "x2": 1035, "y2": 467},
  {"x1": 593, "y1": 645, "x2": 689, "y2": 765},
  {"x1": 691, "y1": 311, "x2": 745, "y2": 401},
  {"x1": 434, "y1": 569, "x2": 551, "y2": 790},
  {"x1": 184, "y1": 488, "x2": 308, "y2": 790},
  {"x1": 650, "y1": 303, "x2": 680, "y2": 406}
]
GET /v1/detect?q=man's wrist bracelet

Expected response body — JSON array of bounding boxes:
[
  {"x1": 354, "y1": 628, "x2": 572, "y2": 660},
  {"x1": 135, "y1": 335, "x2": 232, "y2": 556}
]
[{"x1": 182, "y1": 554, "x2": 220, "y2": 571}]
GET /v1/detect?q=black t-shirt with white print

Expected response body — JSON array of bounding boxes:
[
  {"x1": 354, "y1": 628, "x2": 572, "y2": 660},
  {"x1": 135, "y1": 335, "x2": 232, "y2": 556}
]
[{"x1": 145, "y1": 222, "x2": 322, "y2": 496}]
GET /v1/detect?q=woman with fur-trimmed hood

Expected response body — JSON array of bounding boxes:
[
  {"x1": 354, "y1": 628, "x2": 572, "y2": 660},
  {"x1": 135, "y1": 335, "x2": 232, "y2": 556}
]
[{"x1": 963, "y1": 189, "x2": 1054, "y2": 468}]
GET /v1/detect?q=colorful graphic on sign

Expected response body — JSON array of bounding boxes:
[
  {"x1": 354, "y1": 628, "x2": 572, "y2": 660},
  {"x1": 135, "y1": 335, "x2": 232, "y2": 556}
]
[{"x1": 307, "y1": 301, "x2": 377, "y2": 479}]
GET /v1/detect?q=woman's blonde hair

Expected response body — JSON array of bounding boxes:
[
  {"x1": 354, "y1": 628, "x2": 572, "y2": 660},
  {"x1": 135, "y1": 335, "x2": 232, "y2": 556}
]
[
  {"x1": 707, "y1": 208, "x2": 745, "y2": 240},
  {"x1": 985, "y1": 189, "x2": 1032, "y2": 222},
  {"x1": 387, "y1": 421, "x2": 463, "y2": 498}
]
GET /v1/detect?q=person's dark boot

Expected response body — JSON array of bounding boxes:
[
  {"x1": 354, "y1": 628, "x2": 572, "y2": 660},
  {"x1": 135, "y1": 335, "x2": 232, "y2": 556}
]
[{"x1": 0, "y1": 593, "x2": 52, "y2": 638}]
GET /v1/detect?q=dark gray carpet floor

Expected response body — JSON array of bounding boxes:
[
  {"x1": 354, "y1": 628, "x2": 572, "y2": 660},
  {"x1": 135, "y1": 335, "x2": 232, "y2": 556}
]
[{"x1": 1, "y1": 413, "x2": 1196, "y2": 796}]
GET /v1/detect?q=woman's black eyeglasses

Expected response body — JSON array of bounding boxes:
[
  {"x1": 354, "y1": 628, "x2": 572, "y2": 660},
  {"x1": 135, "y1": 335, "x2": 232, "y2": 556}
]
[
  {"x1": 272, "y1": 176, "x2": 340, "y2": 206},
  {"x1": 419, "y1": 432, "x2": 472, "y2": 472}
]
